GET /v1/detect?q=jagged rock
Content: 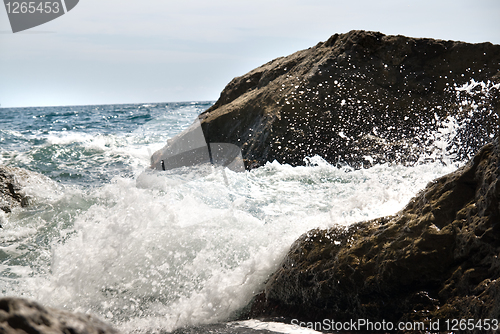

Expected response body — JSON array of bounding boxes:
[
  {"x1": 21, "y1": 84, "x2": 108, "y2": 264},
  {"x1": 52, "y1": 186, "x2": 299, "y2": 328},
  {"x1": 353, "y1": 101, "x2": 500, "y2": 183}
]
[
  {"x1": 245, "y1": 138, "x2": 500, "y2": 332},
  {"x1": 152, "y1": 30, "x2": 500, "y2": 170},
  {"x1": 0, "y1": 298, "x2": 120, "y2": 334},
  {"x1": 0, "y1": 166, "x2": 32, "y2": 214},
  {"x1": 0, "y1": 166, "x2": 50, "y2": 215}
]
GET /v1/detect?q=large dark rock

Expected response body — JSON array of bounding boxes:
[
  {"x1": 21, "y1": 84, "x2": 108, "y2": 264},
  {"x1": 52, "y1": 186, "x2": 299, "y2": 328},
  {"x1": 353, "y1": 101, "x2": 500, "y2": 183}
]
[
  {"x1": 153, "y1": 30, "x2": 500, "y2": 170},
  {"x1": 245, "y1": 137, "x2": 500, "y2": 332},
  {"x1": 0, "y1": 298, "x2": 120, "y2": 334}
]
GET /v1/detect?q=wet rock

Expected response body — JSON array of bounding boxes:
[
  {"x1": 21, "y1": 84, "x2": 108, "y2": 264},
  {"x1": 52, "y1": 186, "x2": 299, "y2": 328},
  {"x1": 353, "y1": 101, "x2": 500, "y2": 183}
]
[
  {"x1": 0, "y1": 297, "x2": 120, "y2": 334},
  {"x1": 0, "y1": 166, "x2": 49, "y2": 214},
  {"x1": 1, "y1": 166, "x2": 32, "y2": 214},
  {"x1": 154, "y1": 30, "x2": 500, "y2": 170},
  {"x1": 245, "y1": 138, "x2": 500, "y2": 332}
]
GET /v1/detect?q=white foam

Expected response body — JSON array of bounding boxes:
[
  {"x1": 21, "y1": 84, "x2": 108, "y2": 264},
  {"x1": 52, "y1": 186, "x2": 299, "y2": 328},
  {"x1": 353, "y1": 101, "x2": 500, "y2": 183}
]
[
  {"x1": 0, "y1": 157, "x2": 454, "y2": 333},
  {"x1": 456, "y1": 79, "x2": 500, "y2": 94},
  {"x1": 1, "y1": 98, "x2": 482, "y2": 333},
  {"x1": 45, "y1": 132, "x2": 95, "y2": 146}
]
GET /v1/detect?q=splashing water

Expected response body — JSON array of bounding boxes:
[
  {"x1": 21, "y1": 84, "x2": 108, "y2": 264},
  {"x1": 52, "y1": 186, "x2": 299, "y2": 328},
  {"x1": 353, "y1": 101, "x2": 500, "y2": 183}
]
[{"x1": 0, "y1": 89, "x2": 496, "y2": 333}]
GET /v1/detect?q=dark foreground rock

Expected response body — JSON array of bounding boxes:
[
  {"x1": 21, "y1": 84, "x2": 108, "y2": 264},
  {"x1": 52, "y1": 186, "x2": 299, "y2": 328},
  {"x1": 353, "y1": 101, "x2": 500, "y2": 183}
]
[
  {"x1": 153, "y1": 30, "x2": 500, "y2": 170},
  {"x1": 244, "y1": 137, "x2": 500, "y2": 333},
  {"x1": 0, "y1": 298, "x2": 120, "y2": 334}
]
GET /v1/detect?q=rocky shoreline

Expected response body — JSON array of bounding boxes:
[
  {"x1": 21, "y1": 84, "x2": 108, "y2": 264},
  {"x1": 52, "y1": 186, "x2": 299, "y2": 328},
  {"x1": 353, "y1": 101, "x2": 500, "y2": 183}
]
[
  {"x1": 2, "y1": 31, "x2": 500, "y2": 334},
  {"x1": 151, "y1": 30, "x2": 500, "y2": 333}
]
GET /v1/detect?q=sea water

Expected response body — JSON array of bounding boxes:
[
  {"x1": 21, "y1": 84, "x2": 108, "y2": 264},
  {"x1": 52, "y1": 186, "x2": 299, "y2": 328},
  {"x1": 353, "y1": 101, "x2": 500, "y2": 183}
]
[{"x1": 0, "y1": 91, "x2": 493, "y2": 333}]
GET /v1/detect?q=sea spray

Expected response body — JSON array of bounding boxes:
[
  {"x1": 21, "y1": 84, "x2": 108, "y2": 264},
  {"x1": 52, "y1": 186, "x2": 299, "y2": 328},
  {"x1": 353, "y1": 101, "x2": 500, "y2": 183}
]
[
  {"x1": 0, "y1": 94, "x2": 495, "y2": 333},
  {"x1": 2, "y1": 159, "x2": 457, "y2": 333}
]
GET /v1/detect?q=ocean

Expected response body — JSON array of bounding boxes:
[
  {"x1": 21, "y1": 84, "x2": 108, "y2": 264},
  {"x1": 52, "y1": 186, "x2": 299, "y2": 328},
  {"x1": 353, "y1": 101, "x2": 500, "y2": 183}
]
[{"x1": 0, "y1": 101, "x2": 477, "y2": 333}]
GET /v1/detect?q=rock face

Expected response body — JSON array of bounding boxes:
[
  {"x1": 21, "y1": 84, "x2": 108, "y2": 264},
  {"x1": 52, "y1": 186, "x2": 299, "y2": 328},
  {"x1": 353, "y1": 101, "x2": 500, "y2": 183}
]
[
  {"x1": 0, "y1": 166, "x2": 54, "y2": 216},
  {"x1": 0, "y1": 166, "x2": 37, "y2": 214},
  {"x1": 246, "y1": 137, "x2": 500, "y2": 332},
  {"x1": 154, "y1": 30, "x2": 500, "y2": 170},
  {"x1": 0, "y1": 298, "x2": 120, "y2": 334}
]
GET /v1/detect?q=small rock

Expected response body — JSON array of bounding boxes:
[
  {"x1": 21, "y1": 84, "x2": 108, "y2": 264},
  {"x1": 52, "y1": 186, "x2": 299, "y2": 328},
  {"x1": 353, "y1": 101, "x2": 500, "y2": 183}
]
[{"x1": 0, "y1": 166, "x2": 50, "y2": 214}]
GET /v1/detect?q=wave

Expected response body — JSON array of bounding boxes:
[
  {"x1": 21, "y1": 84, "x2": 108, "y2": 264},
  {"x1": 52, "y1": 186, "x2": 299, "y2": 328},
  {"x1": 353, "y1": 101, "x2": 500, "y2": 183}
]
[{"x1": 0, "y1": 94, "x2": 495, "y2": 332}]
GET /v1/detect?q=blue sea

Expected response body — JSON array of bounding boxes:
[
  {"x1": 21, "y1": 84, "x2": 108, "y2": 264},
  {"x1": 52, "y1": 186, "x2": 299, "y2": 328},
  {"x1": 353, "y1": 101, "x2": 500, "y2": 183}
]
[{"x1": 0, "y1": 96, "x2": 490, "y2": 333}]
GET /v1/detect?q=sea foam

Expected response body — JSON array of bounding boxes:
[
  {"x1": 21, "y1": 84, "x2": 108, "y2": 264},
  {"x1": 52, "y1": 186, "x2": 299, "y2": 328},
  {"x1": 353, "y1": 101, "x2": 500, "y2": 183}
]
[{"x1": 0, "y1": 96, "x2": 493, "y2": 333}]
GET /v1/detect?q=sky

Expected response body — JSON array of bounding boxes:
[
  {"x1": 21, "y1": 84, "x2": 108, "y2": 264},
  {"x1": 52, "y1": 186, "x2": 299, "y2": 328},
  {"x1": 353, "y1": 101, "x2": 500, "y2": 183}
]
[{"x1": 0, "y1": 0, "x2": 499, "y2": 108}]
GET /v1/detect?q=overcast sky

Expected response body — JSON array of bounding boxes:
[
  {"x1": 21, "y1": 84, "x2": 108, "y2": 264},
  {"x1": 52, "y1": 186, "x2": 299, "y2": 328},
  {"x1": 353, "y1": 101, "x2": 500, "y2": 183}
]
[{"x1": 1, "y1": 0, "x2": 499, "y2": 108}]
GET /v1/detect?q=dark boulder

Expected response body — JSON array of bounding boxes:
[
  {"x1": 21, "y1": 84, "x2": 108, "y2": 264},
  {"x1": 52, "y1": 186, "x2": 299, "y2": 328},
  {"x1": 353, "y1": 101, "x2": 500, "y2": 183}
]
[
  {"x1": 0, "y1": 297, "x2": 120, "y2": 334},
  {"x1": 153, "y1": 30, "x2": 500, "y2": 170},
  {"x1": 245, "y1": 137, "x2": 500, "y2": 333}
]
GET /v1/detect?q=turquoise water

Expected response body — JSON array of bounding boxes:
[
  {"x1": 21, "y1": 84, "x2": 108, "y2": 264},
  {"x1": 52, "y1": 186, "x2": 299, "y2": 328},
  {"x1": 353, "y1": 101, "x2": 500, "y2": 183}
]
[
  {"x1": 0, "y1": 94, "x2": 492, "y2": 333},
  {"x1": 0, "y1": 102, "x2": 211, "y2": 186}
]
